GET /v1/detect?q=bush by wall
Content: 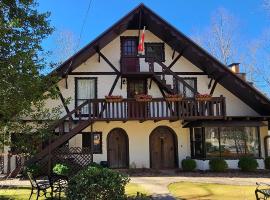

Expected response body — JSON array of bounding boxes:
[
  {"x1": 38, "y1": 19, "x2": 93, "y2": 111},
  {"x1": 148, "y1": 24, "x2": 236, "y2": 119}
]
[
  {"x1": 265, "y1": 157, "x2": 270, "y2": 169},
  {"x1": 53, "y1": 163, "x2": 70, "y2": 176},
  {"x1": 238, "y1": 157, "x2": 258, "y2": 172},
  {"x1": 181, "y1": 159, "x2": 196, "y2": 171},
  {"x1": 209, "y1": 158, "x2": 228, "y2": 172},
  {"x1": 66, "y1": 166, "x2": 130, "y2": 200}
]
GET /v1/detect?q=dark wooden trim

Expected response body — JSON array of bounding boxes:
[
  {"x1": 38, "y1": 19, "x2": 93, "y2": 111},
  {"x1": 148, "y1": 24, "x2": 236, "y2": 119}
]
[
  {"x1": 56, "y1": 86, "x2": 71, "y2": 117},
  {"x1": 108, "y1": 75, "x2": 120, "y2": 95},
  {"x1": 75, "y1": 77, "x2": 98, "y2": 111},
  {"x1": 107, "y1": 128, "x2": 129, "y2": 168},
  {"x1": 172, "y1": 49, "x2": 176, "y2": 60},
  {"x1": 65, "y1": 76, "x2": 68, "y2": 89},
  {"x1": 70, "y1": 72, "x2": 118, "y2": 75},
  {"x1": 70, "y1": 71, "x2": 206, "y2": 76},
  {"x1": 264, "y1": 135, "x2": 270, "y2": 157},
  {"x1": 210, "y1": 80, "x2": 218, "y2": 95},
  {"x1": 258, "y1": 127, "x2": 261, "y2": 158},
  {"x1": 208, "y1": 78, "x2": 213, "y2": 89},
  {"x1": 97, "y1": 50, "x2": 120, "y2": 74},
  {"x1": 149, "y1": 126, "x2": 179, "y2": 169}
]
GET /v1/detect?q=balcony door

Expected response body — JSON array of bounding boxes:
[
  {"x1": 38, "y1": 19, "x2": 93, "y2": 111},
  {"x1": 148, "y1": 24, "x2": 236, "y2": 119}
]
[
  {"x1": 127, "y1": 79, "x2": 147, "y2": 118},
  {"x1": 120, "y1": 37, "x2": 139, "y2": 73}
]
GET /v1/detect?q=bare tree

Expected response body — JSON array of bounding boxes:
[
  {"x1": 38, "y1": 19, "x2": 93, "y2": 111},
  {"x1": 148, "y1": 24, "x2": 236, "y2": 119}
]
[
  {"x1": 192, "y1": 8, "x2": 239, "y2": 65},
  {"x1": 53, "y1": 29, "x2": 79, "y2": 63}
]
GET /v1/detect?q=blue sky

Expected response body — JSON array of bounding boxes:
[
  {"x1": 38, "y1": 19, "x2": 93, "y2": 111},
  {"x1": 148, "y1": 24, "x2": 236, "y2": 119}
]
[{"x1": 37, "y1": 0, "x2": 270, "y2": 92}]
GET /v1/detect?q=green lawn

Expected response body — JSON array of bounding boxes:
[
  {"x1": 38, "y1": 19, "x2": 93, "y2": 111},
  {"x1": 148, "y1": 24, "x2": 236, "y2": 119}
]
[
  {"x1": 168, "y1": 182, "x2": 257, "y2": 200},
  {"x1": 0, "y1": 183, "x2": 148, "y2": 200}
]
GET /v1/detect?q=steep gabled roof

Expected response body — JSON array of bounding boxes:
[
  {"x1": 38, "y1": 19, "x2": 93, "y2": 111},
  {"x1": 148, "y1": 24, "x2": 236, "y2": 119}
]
[{"x1": 53, "y1": 3, "x2": 270, "y2": 115}]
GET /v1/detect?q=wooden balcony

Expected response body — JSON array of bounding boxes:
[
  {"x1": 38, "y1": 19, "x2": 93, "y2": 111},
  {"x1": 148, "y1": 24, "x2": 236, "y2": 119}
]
[{"x1": 74, "y1": 96, "x2": 226, "y2": 122}]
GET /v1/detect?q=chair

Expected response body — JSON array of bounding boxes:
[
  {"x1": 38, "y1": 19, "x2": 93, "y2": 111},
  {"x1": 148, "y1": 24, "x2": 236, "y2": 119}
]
[
  {"x1": 27, "y1": 172, "x2": 53, "y2": 200},
  {"x1": 50, "y1": 174, "x2": 68, "y2": 200},
  {"x1": 255, "y1": 182, "x2": 270, "y2": 200}
]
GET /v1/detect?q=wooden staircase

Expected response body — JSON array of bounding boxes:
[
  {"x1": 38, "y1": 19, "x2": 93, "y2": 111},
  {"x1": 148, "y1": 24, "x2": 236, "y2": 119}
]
[
  {"x1": 29, "y1": 100, "x2": 94, "y2": 165},
  {"x1": 149, "y1": 59, "x2": 198, "y2": 96}
]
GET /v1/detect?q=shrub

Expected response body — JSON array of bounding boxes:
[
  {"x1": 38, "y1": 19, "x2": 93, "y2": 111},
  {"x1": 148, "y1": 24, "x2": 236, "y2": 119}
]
[
  {"x1": 265, "y1": 157, "x2": 270, "y2": 169},
  {"x1": 209, "y1": 158, "x2": 228, "y2": 172},
  {"x1": 66, "y1": 166, "x2": 130, "y2": 200},
  {"x1": 238, "y1": 157, "x2": 258, "y2": 172},
  {"x1": 89, "y1": 162, "x2": 103, "y2": 168},
  {"x1": 25, "y1": 164, "x2": 41, "y2": 176},
  {"x1": 181, "y1": 159, "x2": 196, "y2": 171},
  {"x1": 53, "y1": 163, "x2": 70, "y2": 176}
]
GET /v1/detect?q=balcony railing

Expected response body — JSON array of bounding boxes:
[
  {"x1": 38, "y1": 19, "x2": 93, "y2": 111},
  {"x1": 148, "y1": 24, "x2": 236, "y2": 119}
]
[{"x1": 73, "y1": 96, "x2": 226, "y2": 121}]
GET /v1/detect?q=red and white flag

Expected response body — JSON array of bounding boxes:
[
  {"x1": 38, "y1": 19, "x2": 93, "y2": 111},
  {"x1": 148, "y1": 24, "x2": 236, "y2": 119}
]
[{"x1": 138, "y1": 26, "x2": 145, "y2": 54}]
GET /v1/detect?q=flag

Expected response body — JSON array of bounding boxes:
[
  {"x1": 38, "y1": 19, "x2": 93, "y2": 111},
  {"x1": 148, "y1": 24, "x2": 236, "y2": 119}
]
[{"x1": 138, "y1": 26, "x2": 145, "y2": 54}]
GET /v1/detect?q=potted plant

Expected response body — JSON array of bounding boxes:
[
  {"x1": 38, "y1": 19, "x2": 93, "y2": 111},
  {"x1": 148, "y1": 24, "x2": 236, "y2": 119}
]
[
  {"x1": 105, "y1": 95, "x2": 123, "y2": 102},
  {"x1": 165, "y1": 94, "x2": 183, "y2": 102},
  {"x1": 135, "y1": 94, "x2": 152, "y2": 102},
  {"x1": 195, "y1": 93, "x2": 212, "y2": 101}
]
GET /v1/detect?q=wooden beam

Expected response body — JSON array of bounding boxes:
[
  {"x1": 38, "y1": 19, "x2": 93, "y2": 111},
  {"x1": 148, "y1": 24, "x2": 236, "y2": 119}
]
[
  {"x1": 65, "y1": 76, "x2": 68, "y2": 89},
  {"x1": 108, "y1": 75, "x2": 120, "y2": 95},
  {"x1": 70, "y1": 72, "x2": 206, "y2": 76},
  {"x1": 172, "y1": 49, "x2": 176, "y2": 60},
  {"x1": 70, "y1": 72, "x2": 118, "y2": 75},
  {"x1": 208, "y1": 78, "x2": 213, "y2": 89},
  {"x1": 168, "y1": 47, "x2": 187, "y2": 69},
  {"x1": 210, "y1": 80, "x2": 218, "y2": 95},
  {"x1": 56, "y1": 86, "x2": 71, "y2": 117},
  {"x1": 97, "y1": 50, "x2": 120, "y2": 74}
]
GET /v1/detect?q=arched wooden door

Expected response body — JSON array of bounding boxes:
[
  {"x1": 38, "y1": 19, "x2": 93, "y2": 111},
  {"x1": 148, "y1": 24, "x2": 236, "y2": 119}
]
[
  {"x1": 150, "y1": 126, "x2": 178, "y2": 169},
  {"x1": 107, "y1": 128, "x2": 129, "y2": 168}
]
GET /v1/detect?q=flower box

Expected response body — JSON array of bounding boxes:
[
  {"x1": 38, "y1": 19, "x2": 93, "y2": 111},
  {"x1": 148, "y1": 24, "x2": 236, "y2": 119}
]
[
  {"x1": 195, "y1": 94, "x2": 212, "y2": 101},
  {"x1": 165, "y1": 94, "x2": 183, "y2": 102},
  {"x1": 105, "y1": 95, "x2": 123, "y2": 102},
  {"x1": 135, "y1": 94, "x2": 152, "y2": 102}
]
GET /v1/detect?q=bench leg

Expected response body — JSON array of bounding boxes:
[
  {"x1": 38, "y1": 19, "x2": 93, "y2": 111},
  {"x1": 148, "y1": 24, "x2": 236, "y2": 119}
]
[{"x1": 29, "y1": 188, "x2": 33, "y2": 200}]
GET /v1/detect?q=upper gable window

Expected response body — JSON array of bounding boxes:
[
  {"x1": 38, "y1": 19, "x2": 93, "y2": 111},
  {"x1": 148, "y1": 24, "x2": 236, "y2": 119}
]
[{"x1": 145, "y1": 43, "x2": 165, "y2": 62}]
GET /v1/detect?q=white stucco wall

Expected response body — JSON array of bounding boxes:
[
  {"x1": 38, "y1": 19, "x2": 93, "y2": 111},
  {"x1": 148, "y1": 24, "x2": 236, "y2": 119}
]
[
  {"x1": 69, "y1": 120, "x2": 189, "y2": 168},
  {"x1": 47, "y1": 30, "x2": 259, "y2": 118}
]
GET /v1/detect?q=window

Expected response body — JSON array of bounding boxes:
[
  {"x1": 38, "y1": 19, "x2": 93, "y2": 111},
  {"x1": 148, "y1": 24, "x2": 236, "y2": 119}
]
[
  {"x1": 191, "y1": 127, "x2": 260, "y2": 159},
  {"x1": 82, "y1": 132, "x2": 102, "y2": 154},
  {"x1": 190, "y1": 128, "x2": 204, "y2": 158},
  {"x1": 145, "y1": 43, "x2": 165, "y2": 62},
  {"x1": 176, "y1": 78, "x2": 197, "y2": 98},
  {"x1": 121, "y1": 37, "x2": 138, "y2": 57},
  {"x1": 219, "y1": 127, "x2": 260, "y2": 158},
  {"x1": 75, "y1": 78, "x2": 97, "y2": 114}
]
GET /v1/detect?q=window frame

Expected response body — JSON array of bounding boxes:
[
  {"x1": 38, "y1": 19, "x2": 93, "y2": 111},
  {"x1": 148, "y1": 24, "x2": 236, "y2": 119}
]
[
  {"x1": 175, "y1": 77, "x2": 197, "y2": 98},
  {"x1": 145, "y1": 42, "x2": 165, "y2": 62},
  {"x1": 74, "y1": 77, "x2": 98, "y2": 116},
  {"x1": 190, "y1": 126, "x2": 261, "y2": 160},
  {"x1": 81, "y1": 132, "x2": 102, "y2": 154}
]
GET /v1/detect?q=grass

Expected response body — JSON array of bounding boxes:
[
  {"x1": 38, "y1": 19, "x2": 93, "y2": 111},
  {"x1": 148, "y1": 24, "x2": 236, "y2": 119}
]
[
  {"x1": 168, "y1": 182, "x2": 257, "y2": 200},
  {"x1": 0, "y1": 183, "x2": 148, "y2": 200}
]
